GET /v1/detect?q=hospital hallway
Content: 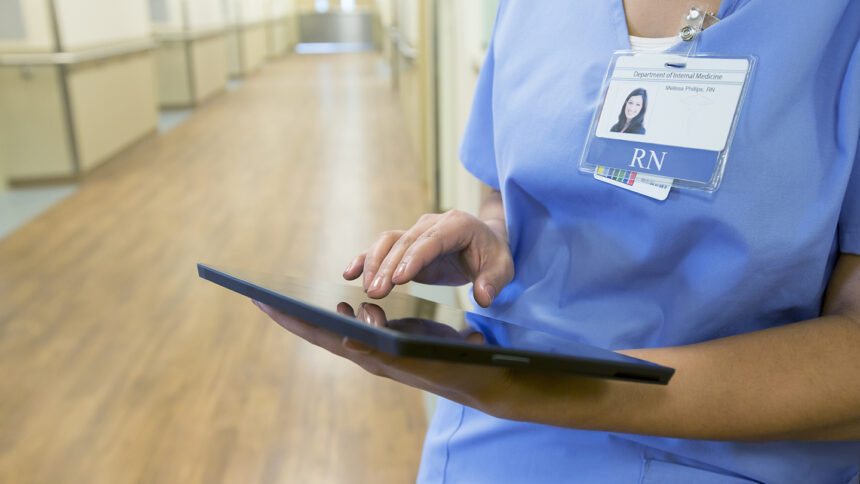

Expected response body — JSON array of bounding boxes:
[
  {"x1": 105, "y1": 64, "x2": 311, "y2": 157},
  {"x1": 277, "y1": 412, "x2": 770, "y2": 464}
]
[{"x1": 0, "y1": 53, "x2": 431, "y2": 483}]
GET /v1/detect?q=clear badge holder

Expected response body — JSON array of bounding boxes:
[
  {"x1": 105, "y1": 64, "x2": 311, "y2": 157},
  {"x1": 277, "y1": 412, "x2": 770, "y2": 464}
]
[{"x1": 579, "y1": 7, "x2": 756, "y2": 194}]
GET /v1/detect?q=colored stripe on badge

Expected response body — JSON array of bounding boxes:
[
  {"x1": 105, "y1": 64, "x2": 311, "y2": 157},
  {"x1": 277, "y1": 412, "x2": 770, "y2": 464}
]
[
  {"x1": 596, "y1": 166, "x2": 640, "y2": 188},
  {"x1": 593, "y1": 164, "x2": 672, "y2": 201}
]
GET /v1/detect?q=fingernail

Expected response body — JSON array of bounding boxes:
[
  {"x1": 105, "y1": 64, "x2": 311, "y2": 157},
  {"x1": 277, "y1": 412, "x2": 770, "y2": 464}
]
[
  {"x1": 393, "y1": 262, "x2": 406, "y2": 281},
  {"x1": 344, "y1": 260, "x2": 355, "y2": 274},
  {"x1": 370, "y1": 275, "x2": 383, "y2": 291},
  {"x1": 485, "y1": 284, "x2": 496, "y2": 302}
]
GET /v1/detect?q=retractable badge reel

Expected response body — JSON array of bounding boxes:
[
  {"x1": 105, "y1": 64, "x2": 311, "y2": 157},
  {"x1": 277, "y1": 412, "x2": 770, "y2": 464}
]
[{"x1": 580, "y1": 7, "x2": 755, "y2": 200}]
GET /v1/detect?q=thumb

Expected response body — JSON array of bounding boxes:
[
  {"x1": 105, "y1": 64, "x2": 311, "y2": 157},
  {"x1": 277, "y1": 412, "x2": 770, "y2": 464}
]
[{"x1": 472, "y1": 261, "x2": 513, "y2": 308}]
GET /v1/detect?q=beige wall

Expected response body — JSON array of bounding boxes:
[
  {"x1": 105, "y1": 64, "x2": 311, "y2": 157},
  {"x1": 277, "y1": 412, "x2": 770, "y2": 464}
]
[
  {"x1": 399, "y1": 58, "x2": 422, "y2": 155},
  {"x1": 393, "y1": 0, "x2": 436, "y2": 207},
  {"x1": 67, "y1": 51, "x2": 158, "y2": 171},
  {"x1": 376, "y1": 0, "x2": 495, "y2": 214},
  {"x1": 436, "y1": 0, "x2": 485, "y2": 215}
]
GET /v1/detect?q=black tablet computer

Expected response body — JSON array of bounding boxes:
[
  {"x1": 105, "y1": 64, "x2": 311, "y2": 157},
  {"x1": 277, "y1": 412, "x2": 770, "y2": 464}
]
[{"x1": 198, "y1": 263, "x2": 674, "y2": 384}]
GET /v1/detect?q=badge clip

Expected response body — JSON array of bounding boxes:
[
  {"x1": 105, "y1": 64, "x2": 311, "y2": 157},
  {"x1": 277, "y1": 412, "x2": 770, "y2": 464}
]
[{"x1": 668, "y1": 7, "x2": 720, "y2": 68}]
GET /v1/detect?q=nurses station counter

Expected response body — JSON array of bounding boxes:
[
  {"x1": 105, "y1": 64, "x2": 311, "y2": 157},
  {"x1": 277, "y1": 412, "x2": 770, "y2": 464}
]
[
  {"x1": 0, "y1": 41, "x2": 158, "y2": 183},
  {"x1": 153, "y1": 28, "x2": 228, "y2": 109},
  {"x1": 0, "y1": 2, "x2": 157, "y2": 184},
  {"x1": 266, "y1": 14, "x2": 295, "y2": 59},
  {"x1": 149, "y1": 0, "x2": 236, "y2": 109},
  {"x1": 226, "y1": 20, "x2": 267, "y2": 79},
  {"x1": 223, "y1": 0, "x2": 296, "y2": 79}
]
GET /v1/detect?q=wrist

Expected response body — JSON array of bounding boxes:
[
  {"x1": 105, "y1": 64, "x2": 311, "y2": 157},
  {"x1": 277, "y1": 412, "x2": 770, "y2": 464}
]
[{"x1": 482, "y1": 217, "x2": 508, "y2": 242}]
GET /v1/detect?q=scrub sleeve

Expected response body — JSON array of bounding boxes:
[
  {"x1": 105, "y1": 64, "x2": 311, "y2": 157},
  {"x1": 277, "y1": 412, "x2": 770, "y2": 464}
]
[{"x1": 839, "y1": 41, "x2": 860, "y2": 255}]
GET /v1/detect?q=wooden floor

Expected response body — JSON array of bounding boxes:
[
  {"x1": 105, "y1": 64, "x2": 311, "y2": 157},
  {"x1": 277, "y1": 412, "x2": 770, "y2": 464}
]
[{"x1": 0, "y1": 53, "x2": 430, "y2": 484}]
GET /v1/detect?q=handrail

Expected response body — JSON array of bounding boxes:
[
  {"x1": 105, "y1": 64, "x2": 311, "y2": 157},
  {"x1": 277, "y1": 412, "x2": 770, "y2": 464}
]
[
  {"x1": 223, "y1": 19, "x2": 269, "y2": 31},
  {"x1": 389, "y1": 28, "x2": 417, "y2": 60},
  {"x1": 153, "y1": 28, "x2": 226, "y2": 42},
  {"x1": 0, "y1": 38, "x2": 156, "y2": 66}
]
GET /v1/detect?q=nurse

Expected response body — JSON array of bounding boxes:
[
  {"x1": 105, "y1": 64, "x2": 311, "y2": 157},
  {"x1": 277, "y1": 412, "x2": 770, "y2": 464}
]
[
  {"x1": 257, "y1": 0, "x2": 860, "y2": 482},
  {"x1": 610, "y1": 88, "x2": 648, "y2": 135}
]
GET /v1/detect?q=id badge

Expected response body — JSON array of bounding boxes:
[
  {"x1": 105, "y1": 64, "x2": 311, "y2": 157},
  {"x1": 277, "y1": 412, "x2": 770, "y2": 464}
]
[{"x1": 580, "y1": 52, "x2": 755, "y2": 195}]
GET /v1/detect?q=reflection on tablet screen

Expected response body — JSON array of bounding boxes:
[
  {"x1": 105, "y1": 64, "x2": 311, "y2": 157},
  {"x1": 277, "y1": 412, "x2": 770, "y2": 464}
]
[{"x1": 216, "y1": 267, "x2": 654, "y2": 367}]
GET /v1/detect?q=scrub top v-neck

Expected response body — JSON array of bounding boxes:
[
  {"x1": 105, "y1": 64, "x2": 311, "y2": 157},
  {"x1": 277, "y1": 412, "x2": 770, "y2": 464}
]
[{"x1": 418, "y1": 1, "x2": 860, "y2": 483}]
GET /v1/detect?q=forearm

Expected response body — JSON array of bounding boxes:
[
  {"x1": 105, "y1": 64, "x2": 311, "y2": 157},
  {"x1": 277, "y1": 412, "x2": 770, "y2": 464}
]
[
  {"x1": 478, "y1": 187, "x2": 507, "y2": 242},
  {"x1": 488, "y1": 313, "x2": 860, "y2": 441}
]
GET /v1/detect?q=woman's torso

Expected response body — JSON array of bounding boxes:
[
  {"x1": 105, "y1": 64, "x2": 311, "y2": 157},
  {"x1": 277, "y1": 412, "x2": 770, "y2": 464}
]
[{"x1": 419, "y1": 0, "x2": 860, "y2": 482}]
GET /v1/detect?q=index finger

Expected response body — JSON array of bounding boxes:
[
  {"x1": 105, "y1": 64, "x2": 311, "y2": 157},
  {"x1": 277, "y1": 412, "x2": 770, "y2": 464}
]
[
  {"x1": 395, "y1": 214, "x2": 474, "y2": 285},
  {"x1": 343, "y1": 253, "x2": 366, "y2": 281}
]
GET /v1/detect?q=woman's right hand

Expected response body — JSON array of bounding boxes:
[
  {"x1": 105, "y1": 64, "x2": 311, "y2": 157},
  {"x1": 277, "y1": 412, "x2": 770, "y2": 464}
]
[{"x1": 342, "y1": 210, "x2": 514, "y2": 308}]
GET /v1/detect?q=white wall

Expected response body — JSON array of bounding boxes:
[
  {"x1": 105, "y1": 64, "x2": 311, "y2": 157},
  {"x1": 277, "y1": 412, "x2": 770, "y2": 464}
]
[
  {"x1": 187, "y1": 0, "x2": 228, "y2": 30},
  {"x1": 149, "y1": 0, "x2": 184, "y2": 31},
  {"x1": 374, "y1": 0, "x2": 391, "y2": 27},
  {"x1": 55, "y1": 0, "x2": 152, "y2": 50},
  {"x1": 221, "y1": 0, "x2": 236, "y2": 23},
  {"x1": 237, "y1": 0, "x2": 266, "y2": 23},
  {"x1": 0, "y1": 0, "x2": 55, "y2": 53},
  {"x1": 266, "y1": 0, "x2": 294, "y2": 18}
]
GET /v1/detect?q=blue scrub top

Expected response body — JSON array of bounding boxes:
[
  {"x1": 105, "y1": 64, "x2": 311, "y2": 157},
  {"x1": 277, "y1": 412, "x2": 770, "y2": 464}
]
[{"x1": 418, "y1": 1, "x2": 860, "y2": 483}]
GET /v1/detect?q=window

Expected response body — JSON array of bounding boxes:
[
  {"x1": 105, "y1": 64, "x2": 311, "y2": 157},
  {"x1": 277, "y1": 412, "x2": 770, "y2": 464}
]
[{"x1": 0, "y1": 0, "x2": 26, "y2": 39}]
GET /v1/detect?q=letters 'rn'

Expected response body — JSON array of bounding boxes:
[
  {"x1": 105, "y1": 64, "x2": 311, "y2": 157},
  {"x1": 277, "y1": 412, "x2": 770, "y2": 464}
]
[{"x1": 630, "y1": 148, "x2": 667, "y2": 171}]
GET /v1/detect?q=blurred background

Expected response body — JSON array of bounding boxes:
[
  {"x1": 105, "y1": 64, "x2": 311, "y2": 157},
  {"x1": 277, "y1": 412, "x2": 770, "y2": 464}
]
[{"x1": 0, "y1": 0, "x2": 498, "y2": 482}]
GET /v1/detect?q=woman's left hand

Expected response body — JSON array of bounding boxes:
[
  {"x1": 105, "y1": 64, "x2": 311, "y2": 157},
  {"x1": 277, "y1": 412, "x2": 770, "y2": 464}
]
[
  {"x1": 252, "y1": 252, "x2": 860, "y2": 441},
  {"x1": 251, "y1": 299, "x2": 511, "y2": 413}
]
